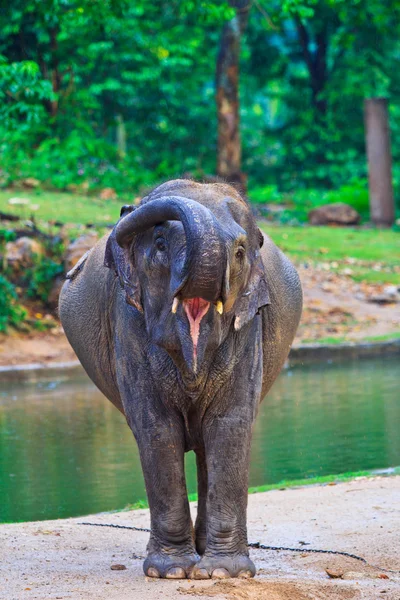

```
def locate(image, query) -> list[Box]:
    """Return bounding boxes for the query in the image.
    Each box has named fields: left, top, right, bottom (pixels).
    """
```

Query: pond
left=0, top=356, right=399, bottom=523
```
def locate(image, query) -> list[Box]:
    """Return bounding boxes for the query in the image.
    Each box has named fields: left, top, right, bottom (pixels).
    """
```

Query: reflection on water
left=0, top=357, right=399, bottom=522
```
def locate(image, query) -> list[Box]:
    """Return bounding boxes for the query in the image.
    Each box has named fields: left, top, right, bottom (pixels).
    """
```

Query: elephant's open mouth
left=182, top=297, right=210, bottom=359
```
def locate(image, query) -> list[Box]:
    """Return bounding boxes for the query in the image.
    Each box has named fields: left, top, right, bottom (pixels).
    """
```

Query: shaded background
left=1, top=0, right=400, bottom=218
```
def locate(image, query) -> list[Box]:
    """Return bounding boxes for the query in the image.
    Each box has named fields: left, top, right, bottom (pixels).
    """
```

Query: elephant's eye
left=155, top=237, right=167, bottom=252
left=235, top=246, right=245, bottom=260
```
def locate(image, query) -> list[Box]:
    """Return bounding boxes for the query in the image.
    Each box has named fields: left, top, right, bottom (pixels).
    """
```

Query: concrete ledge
left=0, top=360, right=84, bottom=382
left=0, top=338, right=399, bottom=382
left=289, top=337, right=400, bottom=364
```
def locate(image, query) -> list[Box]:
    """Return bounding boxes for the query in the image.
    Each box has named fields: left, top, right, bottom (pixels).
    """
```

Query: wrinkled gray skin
left=59, top=180, right=302, bottom=580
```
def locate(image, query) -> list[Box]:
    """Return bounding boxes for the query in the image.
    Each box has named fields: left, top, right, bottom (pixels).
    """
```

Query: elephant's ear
left=104, top=206, right=143, bottom=312
left=234, top=242, right=270, bottom=331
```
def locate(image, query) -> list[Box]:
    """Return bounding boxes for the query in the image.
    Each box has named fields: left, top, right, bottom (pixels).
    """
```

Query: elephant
left=59, top=179, right=302, bottom=580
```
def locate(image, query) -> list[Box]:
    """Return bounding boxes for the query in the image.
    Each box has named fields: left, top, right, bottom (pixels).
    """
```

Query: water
left=0, top=357, right=398, bottom=523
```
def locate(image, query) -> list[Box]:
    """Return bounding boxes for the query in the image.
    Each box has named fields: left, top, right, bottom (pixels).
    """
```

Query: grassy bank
left=1, top=188, right=398, bottom=286
left=123, top=466, right=400, bottom=511
left=0, top=189, right=123, bottom=225
left=261, top=224, right=400, bottom=284
left=299, top=332, right=400, bottom=345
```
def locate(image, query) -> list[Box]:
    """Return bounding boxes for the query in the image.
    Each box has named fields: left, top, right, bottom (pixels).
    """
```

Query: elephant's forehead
left=161, top=212, right=247, bottom=243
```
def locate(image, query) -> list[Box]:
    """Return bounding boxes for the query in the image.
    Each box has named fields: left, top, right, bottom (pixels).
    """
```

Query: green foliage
left=0, top=56, right=54, bottom=132
left=0, top=229, right=17, bottom=244
left=23, top=256, right=64, bottom=303
left=0, top=0, right=400, bottom=201
left=0, top=275, right=27, bottom=332
left=250, top=179, right=371, bottom=222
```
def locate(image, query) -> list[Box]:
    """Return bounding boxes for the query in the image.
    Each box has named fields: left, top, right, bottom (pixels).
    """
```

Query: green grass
left=121, top=466, right=400, bottom=512
left=0, top=189, right=124, bottom=225
left=300, top=332, right=400, bottom=345
left=247, top=466, right=400, bottom=494
left=261, top=224, right=399, bottom=263
left=261, top=224, right=399, bottom=284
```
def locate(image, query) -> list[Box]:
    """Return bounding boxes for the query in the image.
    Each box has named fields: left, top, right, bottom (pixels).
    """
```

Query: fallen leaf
left=378, top=574, right=389, bottom=580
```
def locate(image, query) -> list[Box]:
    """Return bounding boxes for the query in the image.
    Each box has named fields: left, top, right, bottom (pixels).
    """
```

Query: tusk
left=216, top=300, right=223, bottom=315
left=171, top=297, right=179, bottom=314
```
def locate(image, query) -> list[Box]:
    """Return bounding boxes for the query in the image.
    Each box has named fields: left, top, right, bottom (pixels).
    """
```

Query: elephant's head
left=105, top=180, right=269, bottom=375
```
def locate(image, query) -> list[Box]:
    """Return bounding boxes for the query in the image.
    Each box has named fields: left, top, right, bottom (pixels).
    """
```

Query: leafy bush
left=24, top=257, right=64, bottom=303
left=249, top=179, right=372, bottom=222
left=0, top=228, right=16, bottom=244
left=0, top=275, right=26, bottom=332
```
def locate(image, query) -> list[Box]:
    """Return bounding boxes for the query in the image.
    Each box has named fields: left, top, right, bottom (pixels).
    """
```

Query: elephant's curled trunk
left=115, top=195, right=227, bottom=302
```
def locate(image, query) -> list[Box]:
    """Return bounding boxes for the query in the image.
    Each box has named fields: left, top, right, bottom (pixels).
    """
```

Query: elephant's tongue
left=183, top=298, right=210, bottom=361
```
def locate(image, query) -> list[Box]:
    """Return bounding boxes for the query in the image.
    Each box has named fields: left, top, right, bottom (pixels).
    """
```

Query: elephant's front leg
left=129, top=410, right=198, bottom=579
left=192, top=414, right=256, bottom=580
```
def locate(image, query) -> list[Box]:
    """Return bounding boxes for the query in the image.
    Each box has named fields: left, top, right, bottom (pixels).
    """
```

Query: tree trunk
left=49, top=27, right=60, bottom=118
left=295, top=18, right=328, bottom=116
left=364, top=98, right=395, bottom=227
left=216, top=1, right=250, bottom=193
left=116, top=114, right=127, bottom=157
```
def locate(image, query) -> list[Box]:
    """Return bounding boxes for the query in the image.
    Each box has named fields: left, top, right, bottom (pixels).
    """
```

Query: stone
left=368, top=285, right=400, bottom=304
left=22, top=177, right=40, bottom=188
left=47, top=275, right=65, bottom=309
left=308, top=203, right=361, bottom=226
left=5, top=237, right=44, bottom=269
left=64, top=231, right=98, bottom=272
left=99, top=187, right=117, bottom=200
left=8, top=197, right=30, bottom=206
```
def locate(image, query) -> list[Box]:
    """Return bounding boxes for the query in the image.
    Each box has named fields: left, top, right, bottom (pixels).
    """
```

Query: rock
left=47, top=275, right=65, bottom=309
left=64, top=232, right=98, bottom=272
left=110, top=564, right=126, bottom=570
left=355, top=292, right=366, bottom=301
left=308, top=203, right=361, bottom=226
left=325, top=568, right=344, bottom=579
left=342, top=571, right=371, bottom=580
left=383, top=285, right=400, bottom=298
left=368, top=285, right=400, bottom=304
left=100, top=187, right=117, bottom=200
left=22, top=177, right=40, bottom=188
left=321, top=282, right=335, bottom=293
left=5, top=237, right=44, bottom=269
left=8, top=197, right=30, bottom=206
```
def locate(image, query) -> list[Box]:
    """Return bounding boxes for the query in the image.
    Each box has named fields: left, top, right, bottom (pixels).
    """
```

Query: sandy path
left=1, top=476, right=399, bottom=600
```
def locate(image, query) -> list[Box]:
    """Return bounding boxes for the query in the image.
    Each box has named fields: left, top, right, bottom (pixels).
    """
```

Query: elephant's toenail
left=193, top=568, right=210, bottom=580
left=165, top=567, right=186, bottom=579
left=212, top=568, right=230, bottom=579
left=147, top=567, right=160, bottom=578
left=238, top=569, right=253, bottom=578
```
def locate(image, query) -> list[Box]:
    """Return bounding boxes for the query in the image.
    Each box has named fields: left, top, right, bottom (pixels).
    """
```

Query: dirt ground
left=0, top=476, right=399, bottom=600
left=296, top=266, right=400, bottom=343
left=0, top=267, right=399, bottom=367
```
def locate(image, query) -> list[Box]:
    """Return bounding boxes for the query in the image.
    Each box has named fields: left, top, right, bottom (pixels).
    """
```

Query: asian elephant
left=59, top=179, right=302, bottom=580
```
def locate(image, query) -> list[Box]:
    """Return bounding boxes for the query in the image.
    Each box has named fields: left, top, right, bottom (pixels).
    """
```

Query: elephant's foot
left=191, top=554, right=256, bottom=579
left=143, top=551, right=199, bottom=579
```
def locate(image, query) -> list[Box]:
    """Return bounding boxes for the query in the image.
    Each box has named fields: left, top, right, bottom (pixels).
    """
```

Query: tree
left=216, top=1, right=250, bottom=191
left=243, top=0, right=400, bottom=191
left=364, top=98, right=395, bottom=226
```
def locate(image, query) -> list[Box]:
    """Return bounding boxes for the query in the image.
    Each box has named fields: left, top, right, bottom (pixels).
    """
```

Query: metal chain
left=79, top=522, right=399, bottom=574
